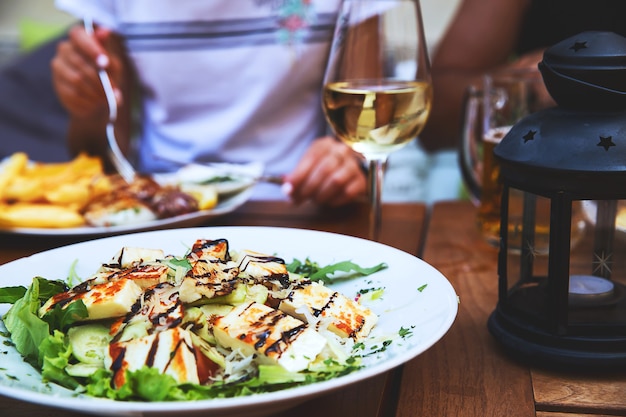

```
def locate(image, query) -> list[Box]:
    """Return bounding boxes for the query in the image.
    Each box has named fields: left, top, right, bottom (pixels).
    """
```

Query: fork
left=83, top=16, right=136, bottom=183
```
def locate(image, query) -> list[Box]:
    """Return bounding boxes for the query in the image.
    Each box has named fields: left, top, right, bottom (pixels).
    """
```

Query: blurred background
left=0, top=0, right=459, bottom=64
left=0, top=0, right=463, bottom=204
left=0, top=0, right=73, bottom=66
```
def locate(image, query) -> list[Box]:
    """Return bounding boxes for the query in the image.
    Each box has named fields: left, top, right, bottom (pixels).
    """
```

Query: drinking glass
left=322, top=0, right=432, bottom=241
left=459, top=69, right=586, bottom=252
left=460, top=69, right=549, bottom=246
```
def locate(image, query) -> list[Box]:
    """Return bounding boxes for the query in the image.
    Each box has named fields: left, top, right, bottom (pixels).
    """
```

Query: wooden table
left=1, top=200, right=625, bottom=417
left=396, top=201, right=626, bottom=417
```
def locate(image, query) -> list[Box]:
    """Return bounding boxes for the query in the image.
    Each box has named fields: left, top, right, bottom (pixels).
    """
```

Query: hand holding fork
left=83, top=16, right=136, bottom=183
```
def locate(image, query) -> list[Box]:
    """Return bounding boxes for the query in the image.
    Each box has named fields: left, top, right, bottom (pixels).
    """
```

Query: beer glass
left=460, top=68, right=585, bottom=252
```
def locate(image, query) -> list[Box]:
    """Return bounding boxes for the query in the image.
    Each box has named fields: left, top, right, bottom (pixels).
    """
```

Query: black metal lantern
left=487, top=31, right=626, bottom=370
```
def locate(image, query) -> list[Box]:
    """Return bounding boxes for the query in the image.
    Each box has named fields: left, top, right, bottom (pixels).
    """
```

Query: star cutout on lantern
left=525, top=240, right=541, bottom=260
left=570, top=41, right=588, bottom=52
left=597, top=135, right=616, bottom=151
left=522, top=130, right=537, bottom=143
left=593, top=250, right=613, bottom=276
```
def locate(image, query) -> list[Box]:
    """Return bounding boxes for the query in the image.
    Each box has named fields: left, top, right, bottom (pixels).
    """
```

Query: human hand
left=283, top=136, right=367, bottom=207
left=51, top=24, right=124, bottom=119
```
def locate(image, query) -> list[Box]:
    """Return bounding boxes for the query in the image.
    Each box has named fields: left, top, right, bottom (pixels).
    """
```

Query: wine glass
left=322, top=0, right=432, bottom=241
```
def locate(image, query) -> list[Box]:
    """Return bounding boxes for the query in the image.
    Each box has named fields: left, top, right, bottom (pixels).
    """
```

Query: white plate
left=0, top=187, right=252, bottom=237
left=0, top=227, right=458, bottom=417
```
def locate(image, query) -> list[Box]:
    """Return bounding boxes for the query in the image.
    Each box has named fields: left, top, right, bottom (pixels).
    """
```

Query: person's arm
left=283, top=14, right=377, bottom=206
left=418, top=0, right=531, bottom=152
left=284, top=136, right=367, bottom=207
left=51, top=23, right=134, bottom=170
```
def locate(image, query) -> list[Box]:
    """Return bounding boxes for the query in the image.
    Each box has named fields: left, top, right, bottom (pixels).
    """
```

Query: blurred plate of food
left=0, top=153, right=260, bottom=237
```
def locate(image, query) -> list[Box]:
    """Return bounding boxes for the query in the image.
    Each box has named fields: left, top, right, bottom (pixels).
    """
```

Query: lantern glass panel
left=502, top=189, right=626, bottom=334
left=568, top=199, right=626, bottom=332
left=503, top=188, right=553, bottom=328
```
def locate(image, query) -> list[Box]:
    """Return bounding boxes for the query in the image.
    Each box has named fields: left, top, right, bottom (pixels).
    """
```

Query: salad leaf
left=0, top=277, right=67, bottom=306
left=40, top=330, right=80, bottom=389
left=35, top=278, right=70, bottom=303
left=82, top=360, right=363, bottom=402
left=286, top=258, right=387, bottom=284
left=86, top=367, right=226, bottom=401
left=0, top=286, right=26, bottom=303
left=248, top=364, right=307, bottom=385
left=2, top=277, right=52, bottom=367
left=86, top=369, right=134, bottom=400
left=41, top=299, right=88, bottom=333
left=162, top=257, right=192, bottom=272
left=66, top=259, right=81, bottom=287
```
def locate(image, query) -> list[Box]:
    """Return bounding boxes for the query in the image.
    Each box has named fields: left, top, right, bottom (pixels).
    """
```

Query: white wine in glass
left=322, top=0, right=432, bottom=241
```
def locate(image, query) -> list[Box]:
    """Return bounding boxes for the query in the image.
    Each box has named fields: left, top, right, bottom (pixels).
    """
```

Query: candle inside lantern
left=569, top=275, right=615, bottom=306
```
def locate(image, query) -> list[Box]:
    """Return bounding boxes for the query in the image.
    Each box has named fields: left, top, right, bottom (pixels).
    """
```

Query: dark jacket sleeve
left=0, top=34, right=70, bottom=162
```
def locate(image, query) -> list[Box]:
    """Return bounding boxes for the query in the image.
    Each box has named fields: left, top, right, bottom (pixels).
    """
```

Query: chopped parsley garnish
left=399, top=326, right=415, bottom=338
left=367, top=340, right=393, bottom=355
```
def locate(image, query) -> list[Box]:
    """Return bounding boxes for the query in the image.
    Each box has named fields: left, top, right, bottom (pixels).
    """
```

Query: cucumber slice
left=204, top=282, right=247, bottom=305
left=183, top=307, right=215, bottom=344
left=199, top=304, right=234, bottom=318
left=68, top=323, right=112, bottom=365
left=117, top=320, right=150, bottom=343
left=66, top=362, right=103, bottom=377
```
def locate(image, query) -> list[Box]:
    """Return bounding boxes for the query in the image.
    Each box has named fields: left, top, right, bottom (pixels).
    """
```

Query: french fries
left=0, top=152, right=219, bottom=229
left=0, top=203, right=86, bottom=228
left=0, top=152, right=28, bottom=200
left=0, top=152, right=111, bottom=228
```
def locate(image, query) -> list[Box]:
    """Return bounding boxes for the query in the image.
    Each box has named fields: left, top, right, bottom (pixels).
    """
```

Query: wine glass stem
left=367, top=158, right=386, bottom=242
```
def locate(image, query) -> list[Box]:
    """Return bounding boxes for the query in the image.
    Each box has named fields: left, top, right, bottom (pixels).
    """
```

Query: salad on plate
left=0, top=236, right=392, bottom=402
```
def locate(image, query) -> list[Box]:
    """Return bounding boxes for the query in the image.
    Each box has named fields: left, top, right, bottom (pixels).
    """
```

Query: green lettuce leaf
left=40, top=329, right=80, bottom=389
left=41, top=299, right=88, bottom=333
left=35, top=278, right=69, bottom=303
left=2, top=278, right=51, bottom=367
left=86, top=367, right=188, bottom=401
left=0, top=286, right=27, bottom=304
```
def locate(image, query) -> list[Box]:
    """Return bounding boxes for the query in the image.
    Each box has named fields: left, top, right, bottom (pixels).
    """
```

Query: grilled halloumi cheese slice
left=70, top=263, right=170, bottom=296
left=39, top=277, right=143, bottom=321
left=278, top=282, right=378, bottom=341
left=73, top=245, right=168, bottom=293
left=111, top=282, right=183, bottom=340
left=105, top=263, right=170, bottom=290
left=107, top=327, right=211, bottom=387
left=187, top=238, right=230, bottom=262
left=213, top=301, right=327, bottom=372
left=179, top=258, right=239, bottom=304
left=235, top=250, right=289, bottom=283
left=105, top=246, right=165, bottom=269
